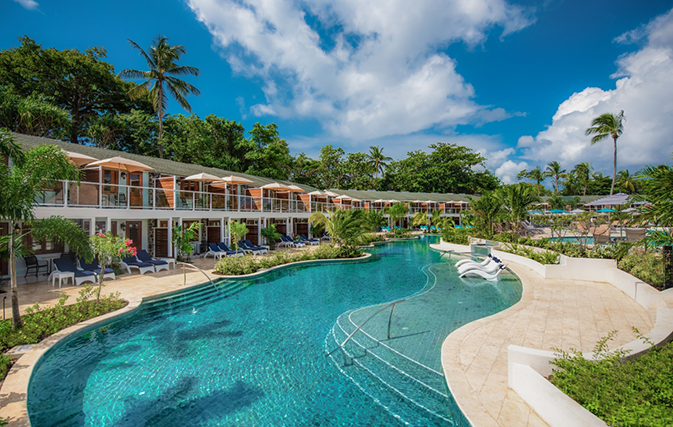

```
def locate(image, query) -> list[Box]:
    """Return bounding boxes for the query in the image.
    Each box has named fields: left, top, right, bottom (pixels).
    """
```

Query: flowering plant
left=90, top=232, right=137, bottom=300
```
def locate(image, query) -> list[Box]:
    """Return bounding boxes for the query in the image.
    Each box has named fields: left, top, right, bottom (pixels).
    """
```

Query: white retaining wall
left=432, top=239, right=673, bottom=427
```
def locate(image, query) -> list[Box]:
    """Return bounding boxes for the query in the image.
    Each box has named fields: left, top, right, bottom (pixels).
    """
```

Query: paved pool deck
left=0, top=244, right=658, bottom=426
left=435, top=245, right=654, bottom=427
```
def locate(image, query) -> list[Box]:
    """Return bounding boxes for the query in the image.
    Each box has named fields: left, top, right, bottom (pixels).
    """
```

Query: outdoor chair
left=205, top=243, right=227, bottom=259
left=24, top=255, right=48, bottom=277
left=217, top=242, right=245, bottom=257
left=120, top=255, right=155, bottom=275
left=53, top=257, right=96, bottom=286
left=625, top=228, right=646, bottom=243
left=136, top=250, right=170, bottom=272
left=459, top=264, right=507, bottom=281
left=299, top=234, right=319, bottom=245
left=238, top=240, right=267, bottom=255
left=79, top=257, right=115, bottom=281
left=281, top=235, right=304, bottom=247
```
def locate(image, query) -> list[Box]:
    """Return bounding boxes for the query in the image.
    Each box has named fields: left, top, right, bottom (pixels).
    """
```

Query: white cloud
left=495, top=160, right=529, bottom=184
left=517, top=7, right=673, bottom=174
left=13, top=0, right=38, bottom=10
left=187, top=0, right=534, bottom=140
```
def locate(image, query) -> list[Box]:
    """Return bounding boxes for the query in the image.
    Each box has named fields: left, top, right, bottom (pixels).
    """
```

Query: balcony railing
left=35, top=180, right=467, bottom=215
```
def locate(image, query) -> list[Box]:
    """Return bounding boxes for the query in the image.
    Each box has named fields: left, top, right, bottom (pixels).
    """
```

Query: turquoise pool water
left=550, top=236, right=594, bottom=244
left=28, top=238, right=522, bottom=426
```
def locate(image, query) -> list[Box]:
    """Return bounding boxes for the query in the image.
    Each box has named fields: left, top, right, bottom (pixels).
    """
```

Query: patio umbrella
left=334, top=195, right=352, bottom=200
left=219, top=175, right=253, bottom=185
left=623, top=207, right=637, bottom=213
left=86, top=156, right=154, bottom=173
left=373, top=199, right=387, bottom=203
left=323, top=191, right=339, bottom=197
left=184, top=173, right=223, bottom=183
left=570, top=208, right=585, bottom=214
left=286, top=185, right=306, bottom=193
left=596, top=208, right=617, bottom=213
left=261, top=182, right=292, bottom=191
left=549, top=209, right=567, bottom=214
left=527, top=210, right=543, bottom=214
left=64, top=150, right=98, bottom=166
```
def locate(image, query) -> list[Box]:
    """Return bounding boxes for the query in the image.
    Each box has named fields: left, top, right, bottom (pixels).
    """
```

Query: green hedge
left=0, top=286, right=125, bottom=355
left=551, top=332, right=673, bottom=426
left=213, top=245, right=363, bottom=276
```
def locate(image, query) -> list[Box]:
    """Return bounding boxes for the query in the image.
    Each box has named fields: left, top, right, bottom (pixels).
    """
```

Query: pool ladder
left=177, top=262, right=216, bottom=288
left=339, top=299, right=406, bottom=366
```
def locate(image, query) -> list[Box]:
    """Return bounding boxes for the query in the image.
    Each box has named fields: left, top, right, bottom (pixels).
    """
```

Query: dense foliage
left=551, top=332, right=673, bottom=426
left=213, top=244, right=362, bottom=276
left=0, top=285, right=125, bottom=379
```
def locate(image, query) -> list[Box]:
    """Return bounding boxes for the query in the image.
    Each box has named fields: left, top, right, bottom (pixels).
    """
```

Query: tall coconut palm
left=572, top=162, right=592, bottom=196
left=120, top=35, right=200, bottom=158
left=498, top=183, right=540, bottom=227
left=585, top=110, right=625, bottom=195
left=368, top=146, right=392, bottom=179
left=544, top=161, right=566, bottom=195
left=527, top=166, right=545, bottom=196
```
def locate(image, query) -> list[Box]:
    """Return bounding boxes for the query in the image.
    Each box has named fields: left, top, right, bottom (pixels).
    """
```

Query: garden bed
left=213, top=244, right=366, bottom=276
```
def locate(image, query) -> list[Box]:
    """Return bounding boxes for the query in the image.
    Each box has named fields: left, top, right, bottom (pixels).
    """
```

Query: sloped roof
left=13, top=133, right=318, bottom=192
left=323, top=189, right=475, bottom=203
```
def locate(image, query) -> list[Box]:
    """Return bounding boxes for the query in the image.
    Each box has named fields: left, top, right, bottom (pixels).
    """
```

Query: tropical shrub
left=90, top=231, right=137, bottom=301
left=441, top=227, right=470, bottom=245
left=357, top=233, right=384, bottom=246
left=260, top=224, right=281, bottom=250
left=619, top=251, right=664, bottom=289
left=172, top=222, right=203, bottom=261
left=550, top=331, right=673, bottom=426
left=0, top=285, right=125, bottom=380
left=228, top=221, right=249, bottom=251
left=213, top=244, right=359, bottom=275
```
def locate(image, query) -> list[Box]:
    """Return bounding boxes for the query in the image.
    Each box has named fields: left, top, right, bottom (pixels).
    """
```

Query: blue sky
left=4, top=0, right=673, bottom=183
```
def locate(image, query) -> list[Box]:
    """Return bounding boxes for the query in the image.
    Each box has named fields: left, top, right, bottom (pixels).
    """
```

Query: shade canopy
left=65, top=151, right=98, bottom=166
left=548, top=209, right=567, bottom=213
left=323, top=191, right=339, bottom=197
left=219, top=175, right=253, bottom=185
left=596, top=208, right=617, bottom=213
left=184, top=173, right=223, bottom=182
left=261, top=182, right=292, bottom=191
left=373, top=199, right=388, bottom=203
left=570, top=208, right=585, bottom=213
left=527, top=210, right=543, bottom=214
left=334, top=195, right=352, bottom=200
left=307, top=190, right=324, bottom=196
left=584, top=193, right=632, bottom=207
left=286, top=185, right=306, bottom=193
left=86, top=156, right=154, bottom=173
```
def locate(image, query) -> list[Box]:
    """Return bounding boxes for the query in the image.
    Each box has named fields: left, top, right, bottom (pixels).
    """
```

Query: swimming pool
left=28, top=238, right=522, bottom=426
left=550, top=236, right=594, bottom=244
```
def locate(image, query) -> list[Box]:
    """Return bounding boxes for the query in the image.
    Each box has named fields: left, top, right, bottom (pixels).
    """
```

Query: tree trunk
left=157, top=83, right=164, bottom=159
left=10, top=229, right=23, bottom=329
left=611, top=136, right=617, bottom=195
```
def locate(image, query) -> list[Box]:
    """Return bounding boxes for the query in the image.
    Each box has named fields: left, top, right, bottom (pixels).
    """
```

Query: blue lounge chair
left=136, top=249, right=169, bottom=272
left=53, top=257, right=96, bottom=286
left=205, top=243, right=227, bottom=259
left=299, top=234, right=319, bottom=245
left=239, top=240, right=268, bottom=255
left=217, top=242, right=244, bottom=257
left=79, top=257, right=115, bottom=281
left=121, top=255, right=155, bottom=275
left=281, top=235, right=304, bottom=247
left=245, top=239, right=269, bottom=252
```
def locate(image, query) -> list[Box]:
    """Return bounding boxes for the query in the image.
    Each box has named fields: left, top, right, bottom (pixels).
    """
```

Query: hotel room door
left=126, top=221, right=142, bottom=248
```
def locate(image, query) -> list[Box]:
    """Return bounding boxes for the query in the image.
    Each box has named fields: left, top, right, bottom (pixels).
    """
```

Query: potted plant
left=172, top=222, right=203, bottom=262
left=260, top=224, right=281, bottom=250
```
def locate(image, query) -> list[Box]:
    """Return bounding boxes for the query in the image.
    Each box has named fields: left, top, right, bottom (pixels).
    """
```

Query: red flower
left=96, top=232, right=105, bottom=237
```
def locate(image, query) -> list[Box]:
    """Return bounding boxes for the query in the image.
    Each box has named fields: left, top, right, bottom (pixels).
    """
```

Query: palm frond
left=127, top=39, right=156, bottom=69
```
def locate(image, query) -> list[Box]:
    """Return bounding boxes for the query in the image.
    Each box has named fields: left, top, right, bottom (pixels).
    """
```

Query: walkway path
left=436, top=246, right=653, bottom=426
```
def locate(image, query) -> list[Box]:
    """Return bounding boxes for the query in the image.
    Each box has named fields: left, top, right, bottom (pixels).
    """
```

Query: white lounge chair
left=456, top=254, right=493, bottom=268
left=460, top=264, right=507, bottom=280
left=458, top=259, right=500, bottom=275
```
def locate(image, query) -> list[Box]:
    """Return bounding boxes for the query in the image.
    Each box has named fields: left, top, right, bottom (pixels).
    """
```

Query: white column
left=90, top=217, right=96, bottom=236
left=167, top=218, right=174, bottom=258
left=105, top=217, right=111, bottom=234
left=220, top=217, right=225, bottom=243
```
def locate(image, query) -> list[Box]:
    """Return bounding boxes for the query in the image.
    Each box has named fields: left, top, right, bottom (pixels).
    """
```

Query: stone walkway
left=441, top=261, right=653, bottom=427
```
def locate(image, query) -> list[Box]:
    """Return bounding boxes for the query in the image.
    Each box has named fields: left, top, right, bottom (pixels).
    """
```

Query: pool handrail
left=177, top=262, right=216, bottom=289
left=340, top=299, right=406, bottom=365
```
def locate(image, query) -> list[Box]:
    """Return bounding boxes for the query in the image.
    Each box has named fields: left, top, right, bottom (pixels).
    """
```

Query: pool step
left=139, top=280, right=249, bottom=317
left=326, top=326, right=451, bottom=426
left=328, top=312, right=469, bottom=426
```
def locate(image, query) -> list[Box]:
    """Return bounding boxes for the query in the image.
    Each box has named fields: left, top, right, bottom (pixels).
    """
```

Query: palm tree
left=368, top=146, right=392, bottom=179
left=120, top=35, right=201, bottom=158
left=585, top=110, right=625, bottom=195
left=309, top=209, right=365, bottom=254
left=528, top=166, right=545, bottom=196
left=544, top=161, right=566, bottom=195
left=616, top=169, right=638, bottom=194
left=0, top=133, right=92, bottom=328
left=387, top=202, right=409, bottom=228
left=498, top=183, right=540, bottom=227
left=411, top=212, right=429, bottom=227
left=572, top=162, right=592, bottom=196
left=467, top=191, right=503, bottom=236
